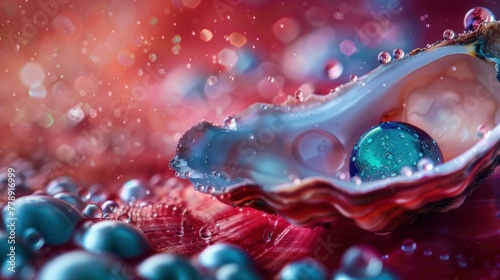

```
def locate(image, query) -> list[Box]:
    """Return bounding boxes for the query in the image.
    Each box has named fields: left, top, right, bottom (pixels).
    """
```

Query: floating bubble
left=29, top=82, right=47, bottom=98
left=349, top=74, right=358, bottom=82
left=20, top=63, right=45, bottom=87
left=464, top=7, right=495, bottom=31
left=378, top=52, right=391, bottom=64
left=67, top=105, right=85, bottom=123
left=200, top=29, right=213, bottom=41
left=268, top=76, right=275, bottom=83
left=229, top=32, right=247, bottom=48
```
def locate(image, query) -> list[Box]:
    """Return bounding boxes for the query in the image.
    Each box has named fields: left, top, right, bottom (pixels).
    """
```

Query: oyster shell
left=171, top=22, right=500, bottom=232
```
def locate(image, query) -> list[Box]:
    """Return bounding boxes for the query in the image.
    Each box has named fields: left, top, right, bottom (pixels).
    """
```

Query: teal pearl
left=349, top=122, right=443, bottom=182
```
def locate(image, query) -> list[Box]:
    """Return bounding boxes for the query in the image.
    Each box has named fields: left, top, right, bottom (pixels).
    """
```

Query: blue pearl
left=137, top=253, right=201, bottom=280
left=349, top=122, right=443, bottom=182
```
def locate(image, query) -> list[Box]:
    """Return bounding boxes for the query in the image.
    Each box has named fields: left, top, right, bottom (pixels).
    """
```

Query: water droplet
left=263, top=227, right=273, bottom=243
left=199, top=227, right=212, bottom=240
left=183, top=171, right=191, bottom=179
left=464, top=7, right=495, bottom=31
left=148, top=53, right=157, bottom=62
left=101, top=200, right=119, bottom=215
left=23, top=227, right=45, bottom=251
left=377, top=52, right=391, bottom=64
left=417, top=158, right=434, bottom=171
left=392, top=48, right=404, bottom=59
left=207, top=186, right=215, bottom=193
left=325, top=60, right=343, bottom=80
left=349, top=74, right=358, bottom=82
left=476, top=124, right=491, bottom=139
left=196, top=184, right=205, bottom=192
left=176, top=225, right=185, bottom=237
left=223, top=116, right=236, bottom=130
left=295, top=89, right=304, bottom=102
left=401, top=239, right=417, bottom=253
left=268, top=76, right=275, bottom=83
left=443, top=29, right=456, bottom=40
left=423, top=249, right=433, bottom=256
left=82, top=203, right=103, bottom=218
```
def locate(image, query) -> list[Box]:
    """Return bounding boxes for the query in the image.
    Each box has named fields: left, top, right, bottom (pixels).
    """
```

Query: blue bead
left=1, top=195, right=84, bottom=246
left=349, top=122, right=443, bottom=182
left=279, top=258, right=327, bottom=280
left=198, top=243, right=253, bottom=269
left=75, top=220, right=152, bottom=258
left=137, top=253, right=201, bottom=280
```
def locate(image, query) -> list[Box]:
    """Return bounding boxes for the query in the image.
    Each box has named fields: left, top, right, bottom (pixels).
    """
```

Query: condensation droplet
left=82, top=203, right=103, bottom=218
left=199, top=227, right=212, bottom=240
left=443, top=29, right=456, bottom=40
left=392, top=48, right=404, bottom=59
left=295, top=89, right=304, bottom=102
left=401, top=239, right=417, bottom=253
left=377, top=52, right=391, bottom=64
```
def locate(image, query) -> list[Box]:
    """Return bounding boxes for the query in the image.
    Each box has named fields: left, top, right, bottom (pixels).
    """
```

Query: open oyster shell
left=171, top=22, right=500, bottom=232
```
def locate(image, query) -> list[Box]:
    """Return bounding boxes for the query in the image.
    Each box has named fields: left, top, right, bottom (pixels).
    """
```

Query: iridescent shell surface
left=171, top=22, right=500, bottom=232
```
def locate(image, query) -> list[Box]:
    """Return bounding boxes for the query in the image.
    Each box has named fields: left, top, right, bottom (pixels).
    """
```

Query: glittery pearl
left=349, top=122, right=443, bottom=182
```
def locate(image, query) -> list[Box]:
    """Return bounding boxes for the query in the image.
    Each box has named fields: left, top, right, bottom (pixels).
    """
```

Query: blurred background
left=0, top=0, right=498, bottom=188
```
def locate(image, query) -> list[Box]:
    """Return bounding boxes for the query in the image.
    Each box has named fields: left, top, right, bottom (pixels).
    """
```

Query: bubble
left=351, top=176, right=362, bottom=185
left=417, top=158, right=434, bottom=171
left=229, top=32, right=247, bottom=47
left=117, top=50, right=135, bottom=67
left=199, top=227, right=212, bottom=240
left=82, top=203, right=103, bottom=218
left=272, top=17, right=301, bottom=43
left=223, top=116, right=236, bottom=130
left=378, top=52, right=391, bottom=64
left=171, top=34, right=182, bottom=43
left=349, top=74, right=358, bottom=82
left=207, top=186, right=215, bottom=193
left=294, top=130, right=346, bottom=174
left=23, top=227, right=45, bottom=251
left=464, top=7, right=495, bottom=31
left=392, top=48, right=405, bottom=59
left=443, top=29, right=456, bottom=40
left=401, top=239, right=417, bottom=253
left=268, top=76, right=275, bottom=83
